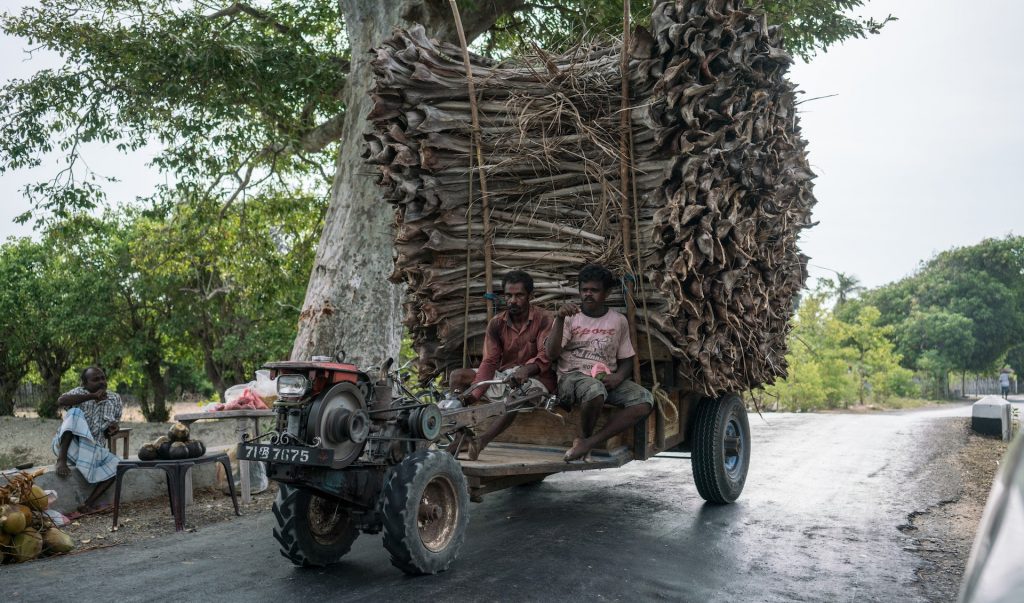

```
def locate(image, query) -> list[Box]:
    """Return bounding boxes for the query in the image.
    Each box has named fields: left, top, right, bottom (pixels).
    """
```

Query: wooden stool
left=107, top=428, right=131, bottom=459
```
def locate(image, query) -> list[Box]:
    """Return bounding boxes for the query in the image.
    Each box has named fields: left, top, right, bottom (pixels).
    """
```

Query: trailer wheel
left=382, top=449, right=470, bottom=575
left=691, top=393, right=750, bottom=504
left=273, top=485, right=359, bottom=567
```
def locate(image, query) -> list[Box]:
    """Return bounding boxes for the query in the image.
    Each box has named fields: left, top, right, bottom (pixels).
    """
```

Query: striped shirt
left=63, top=386, right=123, bottom=441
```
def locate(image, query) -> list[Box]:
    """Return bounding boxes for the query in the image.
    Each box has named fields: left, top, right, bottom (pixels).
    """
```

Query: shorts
left=557, top=371, right=653, bottom=409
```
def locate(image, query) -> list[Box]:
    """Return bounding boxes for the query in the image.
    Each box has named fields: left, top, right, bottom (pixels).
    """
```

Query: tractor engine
left=262, top=359, right=441, bottom=471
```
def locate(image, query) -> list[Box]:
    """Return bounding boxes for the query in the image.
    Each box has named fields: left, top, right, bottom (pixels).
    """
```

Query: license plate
left=237, top=443, right=334, bottom=466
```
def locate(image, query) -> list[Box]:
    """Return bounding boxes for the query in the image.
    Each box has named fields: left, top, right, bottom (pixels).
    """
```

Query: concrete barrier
left=28, top=445, right=230, bottom=514
left=971, top=396, right=1012, bottom=441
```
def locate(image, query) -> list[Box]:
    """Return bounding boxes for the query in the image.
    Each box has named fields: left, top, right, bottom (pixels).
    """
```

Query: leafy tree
left=895, top=308, right=974, bottom=398
left=819, top=271, right=865, bottom=307
left=839, top=306, right=914, bottom=403
left=0, top=238, right=45, bottom=415
left=859, top=236, right=1024, bottom=378
left=767, top=287, right=913, bottom=410
left=136, top=189, right=323, bottom=400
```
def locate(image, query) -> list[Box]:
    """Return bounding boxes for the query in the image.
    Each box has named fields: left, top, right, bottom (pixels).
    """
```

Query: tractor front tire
left=273, top=485, right=359, bottom=567
left=691, top=393, right=751, bottom=504
left=382, top=449, right=470, bottom=575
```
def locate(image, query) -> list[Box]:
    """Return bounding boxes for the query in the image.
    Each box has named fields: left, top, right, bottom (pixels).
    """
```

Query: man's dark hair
left=79, top=366, right=105, bottom=385
left=578, top=264, right=616, bottom=291
left=502, top=270, right=534, bottom=294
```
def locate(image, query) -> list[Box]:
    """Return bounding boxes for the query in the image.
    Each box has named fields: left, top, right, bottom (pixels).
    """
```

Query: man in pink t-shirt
left=546, top=264, right=652, bottom=462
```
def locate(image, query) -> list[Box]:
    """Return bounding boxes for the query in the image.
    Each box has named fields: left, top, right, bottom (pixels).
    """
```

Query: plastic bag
left=253, top=369, right=277, bottom=405
left=212, top=381, right=270, bottom=411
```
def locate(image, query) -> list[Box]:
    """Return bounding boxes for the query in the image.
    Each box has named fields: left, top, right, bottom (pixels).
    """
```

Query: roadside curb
left=28, top=444, right=232, bottom=514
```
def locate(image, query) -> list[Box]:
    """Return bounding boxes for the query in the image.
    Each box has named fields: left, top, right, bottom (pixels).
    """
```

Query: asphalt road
left=6, top=404, right=994, bottom=602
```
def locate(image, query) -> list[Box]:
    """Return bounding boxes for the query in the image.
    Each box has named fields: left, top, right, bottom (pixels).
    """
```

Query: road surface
left=7, top=404, right=1000, bottom=602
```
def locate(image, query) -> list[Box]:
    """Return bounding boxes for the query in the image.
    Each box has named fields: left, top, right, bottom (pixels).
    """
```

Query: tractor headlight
left=277, top=374, right=310, bottom=399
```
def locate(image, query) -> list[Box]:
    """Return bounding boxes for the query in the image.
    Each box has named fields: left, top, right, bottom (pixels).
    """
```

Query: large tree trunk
left=35, top=349, right=73, bottom=419
left=291, top=0, right=522, bottom=366
left=141, top=357, right=169, bottom=422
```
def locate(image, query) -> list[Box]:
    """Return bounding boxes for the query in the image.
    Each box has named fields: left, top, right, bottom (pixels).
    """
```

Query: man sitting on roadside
left=449, top=270, right=555, bottom=460
left=53, top=366, right=122, bottom=516
left=546, top=264, right=653, bottom=462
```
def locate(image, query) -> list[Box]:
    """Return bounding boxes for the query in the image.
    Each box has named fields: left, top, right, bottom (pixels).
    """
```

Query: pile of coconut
left=1, top=469, right=74, bottom=563
left=137, top=422, right=207, bottom=461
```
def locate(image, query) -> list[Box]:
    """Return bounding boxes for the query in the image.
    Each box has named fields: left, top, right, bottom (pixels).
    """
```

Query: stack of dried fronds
left=364, top=0, right=816, bottom=397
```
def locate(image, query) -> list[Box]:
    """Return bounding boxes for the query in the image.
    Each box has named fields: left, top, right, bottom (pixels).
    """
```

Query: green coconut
left=157, top=441, right=173, bottom=459
left=24, top=485, right=48, bottom=512
left=43, top=528, right=74, bottom=554
left=1, top=505, right=27, bottom=535
left=169, top=441, right=189, bottom=460
left=13, top=528, right=42, bottom=562
left=168, top=422, right=190, bottom=443
left=138, top=443, right=158, bottom=461
left=153, top=435, right=170, bottom=447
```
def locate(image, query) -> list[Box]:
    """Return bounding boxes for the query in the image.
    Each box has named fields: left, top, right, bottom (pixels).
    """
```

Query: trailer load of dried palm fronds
left=364, top=0, right=816, bottom=397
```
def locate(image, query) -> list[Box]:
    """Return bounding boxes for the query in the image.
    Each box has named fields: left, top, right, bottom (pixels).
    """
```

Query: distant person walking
left=999, top=369, right=1011, bottom=399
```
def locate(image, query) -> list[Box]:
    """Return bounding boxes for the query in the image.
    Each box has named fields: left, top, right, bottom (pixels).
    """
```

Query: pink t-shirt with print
left=555, top=310, right=635, bottom=376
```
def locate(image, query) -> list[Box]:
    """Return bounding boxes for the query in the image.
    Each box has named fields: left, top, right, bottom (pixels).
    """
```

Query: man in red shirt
left=450, top=270, right=554, bottom=460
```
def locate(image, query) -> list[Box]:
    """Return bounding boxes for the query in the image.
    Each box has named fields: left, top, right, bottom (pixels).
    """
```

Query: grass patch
left=874, top=397, right=944, bottom=410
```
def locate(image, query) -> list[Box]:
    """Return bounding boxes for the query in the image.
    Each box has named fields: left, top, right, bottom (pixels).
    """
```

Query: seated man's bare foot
left=55, top=459, right=71, bottom=478
left=563, top=438, right=593, bottom=462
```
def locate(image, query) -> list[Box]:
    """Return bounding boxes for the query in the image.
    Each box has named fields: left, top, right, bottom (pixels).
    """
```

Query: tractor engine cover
left=306, top=382, right=369, bottom=469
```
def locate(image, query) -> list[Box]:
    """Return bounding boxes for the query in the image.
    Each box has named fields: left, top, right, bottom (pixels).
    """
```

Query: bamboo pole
left=449, top=0, right=495, bottom=323
left=618, top=0, right=641, bottom=382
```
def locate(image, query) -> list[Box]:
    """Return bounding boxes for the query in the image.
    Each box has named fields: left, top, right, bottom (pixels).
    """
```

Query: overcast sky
left=1, top=0, right=1021, bottom=290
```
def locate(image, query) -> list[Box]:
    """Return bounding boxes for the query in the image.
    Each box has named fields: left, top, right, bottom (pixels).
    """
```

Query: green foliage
left=759, top=0, right=895, bottom=61
left=1, top=0, right=344, bottom=223
left=766, top=287, right=913, bottom=411
left=0, top=239, right=46, bottom=415
left=859, top=236, right=1024, bottom=377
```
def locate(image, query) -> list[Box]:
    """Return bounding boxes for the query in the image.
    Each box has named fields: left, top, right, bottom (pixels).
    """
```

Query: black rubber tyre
left=382, top=449, right=470, bottom=575
left=272, top=485, right=359, bottom=567
left=691, top=393, right=750, bottom=504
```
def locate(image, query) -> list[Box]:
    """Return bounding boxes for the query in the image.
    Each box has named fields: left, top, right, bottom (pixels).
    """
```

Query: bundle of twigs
left=364, top=0, right=815, bottom=397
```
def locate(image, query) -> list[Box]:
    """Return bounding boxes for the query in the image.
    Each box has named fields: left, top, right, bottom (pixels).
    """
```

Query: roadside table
left=174, top=409, right=276, bottom=504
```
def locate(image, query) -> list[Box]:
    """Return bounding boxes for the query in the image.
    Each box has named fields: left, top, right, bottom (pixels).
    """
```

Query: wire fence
left=953, top=376, right=1018, bottom=397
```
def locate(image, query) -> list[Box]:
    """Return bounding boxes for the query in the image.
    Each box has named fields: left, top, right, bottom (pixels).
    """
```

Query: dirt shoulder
left=899, top=418, right=1009, bottom=602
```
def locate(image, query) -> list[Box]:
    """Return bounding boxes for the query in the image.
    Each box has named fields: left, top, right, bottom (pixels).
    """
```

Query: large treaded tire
left=382, top=449, right=470, bottom=575
left=272, top=485, right=359, bottom=567
left=691, top=393, right=750, bottom=504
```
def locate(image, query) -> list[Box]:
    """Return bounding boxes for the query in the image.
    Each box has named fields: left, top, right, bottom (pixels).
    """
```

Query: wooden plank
left=460, top=442, right=632, bottom=477
left=489, top=407, right=627, bottom=451
left=174, top=410, right=275, bottom=422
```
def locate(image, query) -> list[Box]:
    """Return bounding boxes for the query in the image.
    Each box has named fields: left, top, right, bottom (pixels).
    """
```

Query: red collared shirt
left=471, top=305, right=555, bottom=397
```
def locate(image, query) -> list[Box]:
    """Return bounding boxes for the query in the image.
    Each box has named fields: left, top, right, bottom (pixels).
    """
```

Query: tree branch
left=299, top=112, right=346, bottom=153
left=205, top=2, right=292, bottom=35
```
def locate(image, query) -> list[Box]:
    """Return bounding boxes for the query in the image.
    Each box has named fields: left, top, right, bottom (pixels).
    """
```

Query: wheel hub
left=723, top=417, right=744, bottom=478
left=308, top=495, right=352, bottom=546
left=417, top=475, right=459, bottom=552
